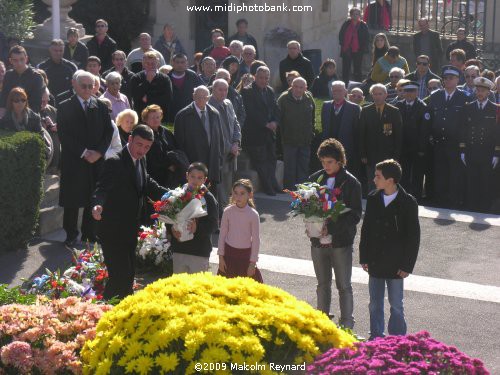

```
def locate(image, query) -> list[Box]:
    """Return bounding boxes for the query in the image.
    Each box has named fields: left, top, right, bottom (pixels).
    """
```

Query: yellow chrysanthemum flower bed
left=81, top=273, right=356, bottom=374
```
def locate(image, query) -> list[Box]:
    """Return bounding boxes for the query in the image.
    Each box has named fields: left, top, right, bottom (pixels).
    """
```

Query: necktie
left=83, top=100, right=89, bottom=115
left=445, top=95, right=450, bottom=104
left=407, top=103, right=412, bottom=112
left=135, top=159, right=142, bottom=191
left=377, top=107, right=382, bottom=118
left=479, top=103, right=483, bottom=110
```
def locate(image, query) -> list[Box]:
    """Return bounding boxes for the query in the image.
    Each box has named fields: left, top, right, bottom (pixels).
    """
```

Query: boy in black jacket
left=360, top=159, right=420, bottom=339
left=170, top=162, right=218, bottom=273
left=308, top=138, right=362, bottom=329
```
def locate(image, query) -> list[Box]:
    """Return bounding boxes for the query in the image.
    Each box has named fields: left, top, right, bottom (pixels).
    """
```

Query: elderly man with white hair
left=126, top=33, right=165, bottom=74
left=239, top=45, right=256, bottom=75
left=174, top=85, right=224, bottom=187
left=101, top=71, right=130, bottom=120
left=279, top=40, right=315, bottom=90
left=359, top=83, right=403, bottom=191
left=209, top=78, right=241, bottom=215
left=321, top=80, right=362, bottom=178
left=277, top=76, right=316, bottom=189
left=57, top=70, right=114, bottom=248
left=215, top=68, right=246, bottom=124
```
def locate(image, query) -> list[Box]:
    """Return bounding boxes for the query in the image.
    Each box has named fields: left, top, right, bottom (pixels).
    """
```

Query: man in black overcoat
left=241, top=66, right=281, bottom=195
left=57, top=71, right=114, bottom=246
left=395, top=81, right=431, bottom=201
left=174, top=85, right=224, bottom=188
left=359, top=83, right=403, bottom=191
left=92, top=125, right=168, bottom=299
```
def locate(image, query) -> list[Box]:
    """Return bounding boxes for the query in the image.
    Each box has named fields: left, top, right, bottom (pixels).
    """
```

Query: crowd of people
left=0, top=6, right=499, bottom=339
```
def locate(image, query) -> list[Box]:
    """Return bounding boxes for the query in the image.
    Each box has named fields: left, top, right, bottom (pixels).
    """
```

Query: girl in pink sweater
left=218, top=179, right=263, bottom=282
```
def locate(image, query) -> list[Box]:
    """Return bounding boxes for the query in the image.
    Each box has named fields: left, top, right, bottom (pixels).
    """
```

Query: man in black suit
left=92, top=125, right=168, bottom=299
left=57, top=71, right=114, bottom=247
left=413, top=18, right=443, bottom=73
left=174, top=85, right=224, bottom=188
left=395, top=81, right=431, bottom=201
left=168, top=53, right=203, bottom=122
left=321, top=80, right=362, bottom=180
left=241, top=66, right=280, bottom=195
left=459, top=77, right=500, bottom=212
left=360, top=83, right=403, bottom=191
left=130, top=51, right=173, bottom=121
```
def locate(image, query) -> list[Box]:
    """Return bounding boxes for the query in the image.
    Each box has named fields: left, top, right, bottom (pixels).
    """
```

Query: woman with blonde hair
left=115, top=109, right=138, bottom=146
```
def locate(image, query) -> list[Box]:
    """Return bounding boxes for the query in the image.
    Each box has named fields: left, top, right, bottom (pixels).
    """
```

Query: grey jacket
left=209, top=97, right=241, bottom=156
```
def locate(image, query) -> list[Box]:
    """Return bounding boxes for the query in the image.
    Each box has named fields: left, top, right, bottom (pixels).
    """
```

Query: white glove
left=460, top=153, right=466, bottom=166
left=493, top=157, right=499, bottom=169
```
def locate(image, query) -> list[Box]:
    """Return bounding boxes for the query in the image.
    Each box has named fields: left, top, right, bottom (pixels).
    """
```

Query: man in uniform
left=359, top=83, right=403, bottom=192
left=395, top=81, right=431, bottom=201
left=459, top=77, right=500, bottom=212
left=427, top=65, right=469, bottom=208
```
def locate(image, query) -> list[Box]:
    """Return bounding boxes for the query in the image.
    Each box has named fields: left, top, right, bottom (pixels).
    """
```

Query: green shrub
left=0, top=284, right=37, bottom=306
left=0, top=130, right=45, bottom=252
left=0, top=0, right=37, bottom=41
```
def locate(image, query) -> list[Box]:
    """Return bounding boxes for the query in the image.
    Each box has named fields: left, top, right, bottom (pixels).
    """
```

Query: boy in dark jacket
left=308, top=138, right=362, bottom=329
left=360, top=159, right=420, bottom=339
left=170, top=162, right=218, bottom=274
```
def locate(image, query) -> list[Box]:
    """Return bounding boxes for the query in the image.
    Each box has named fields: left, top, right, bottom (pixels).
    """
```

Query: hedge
left=0, top=130, right=45, bottom=252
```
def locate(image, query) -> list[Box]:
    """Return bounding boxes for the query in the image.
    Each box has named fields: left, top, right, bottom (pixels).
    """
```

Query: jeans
left=368, top=276, right=406, bottom=339
left=311, top=245, right=354, bottom=329
left=283, top=144, right=310, bottom=190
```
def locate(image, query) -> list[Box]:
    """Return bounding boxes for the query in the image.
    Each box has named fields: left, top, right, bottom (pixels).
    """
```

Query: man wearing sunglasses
left=57, top=71, right=114, bottom=248
left=86, top=19, right=117, bottom=72
left=404, top=55, right=440, bottom=100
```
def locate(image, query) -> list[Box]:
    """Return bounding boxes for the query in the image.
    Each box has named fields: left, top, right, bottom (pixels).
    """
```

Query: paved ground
left=1, top=195, right=499, bottom=373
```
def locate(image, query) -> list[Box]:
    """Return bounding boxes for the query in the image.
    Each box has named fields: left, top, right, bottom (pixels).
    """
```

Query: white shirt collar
left=445, top=89, right=456, bottom=99
left=478, top=99, right=488, bottom=108
left=126, top=144, right=137, bottom=164
left=406, top=101, right=414, bottom=106
left=77, top=95, right=91, bottom=109
left=194, top=103, right=207, bottom=118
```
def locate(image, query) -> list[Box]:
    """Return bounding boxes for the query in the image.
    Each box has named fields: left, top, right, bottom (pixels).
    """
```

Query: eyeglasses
left=389, top=75, right=402, bottom=79
left=417, top=61, right=429, bottom=66
left=12, top=99, right=27, bottom=103
left=464, top=75, right=477, bottom=79
left=79, top=83, right=94, bottom=90
left=96, top=24, right=107, bottom=28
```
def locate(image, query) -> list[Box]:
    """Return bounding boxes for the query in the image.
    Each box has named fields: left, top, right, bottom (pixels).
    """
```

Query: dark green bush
left=0, top=130, right=45, bottom=252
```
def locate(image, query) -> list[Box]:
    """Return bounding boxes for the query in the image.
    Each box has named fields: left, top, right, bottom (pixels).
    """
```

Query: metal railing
left=351, top=1, right=491, bottom=42
left=349, top=0, right=498, bottom=69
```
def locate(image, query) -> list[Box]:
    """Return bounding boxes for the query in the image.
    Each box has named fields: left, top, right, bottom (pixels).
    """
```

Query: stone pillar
left=33, top=0, right=85, bottom=42
left=484, top=0, right=500, bottom=45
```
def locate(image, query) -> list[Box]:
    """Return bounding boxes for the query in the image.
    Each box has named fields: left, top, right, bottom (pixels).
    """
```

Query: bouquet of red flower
left=285, top=182, right=348, bottom=245
left=23, top=244, right=109, bottom=300
left=151, top=184, right=208, bottom=242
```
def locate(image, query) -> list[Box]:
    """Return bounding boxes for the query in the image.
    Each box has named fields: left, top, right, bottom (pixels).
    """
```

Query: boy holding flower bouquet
left=168, top=162, right=218, bottom=274
left=307, top=138, right=362, bottom=329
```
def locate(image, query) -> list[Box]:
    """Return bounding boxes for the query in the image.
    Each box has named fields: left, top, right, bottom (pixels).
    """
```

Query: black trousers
left=100, top=225, right=137, bottom=300
left=433, top=143, right=464, bottom=208
left=465, top=158, right=493, bottom=213
left=246, top=139, right=279, bottom=193
left=342, top=51, right=364, bottom=84
left=401, top=152, right=425, bottom=201
left=63, top=205, right=95, bottom=242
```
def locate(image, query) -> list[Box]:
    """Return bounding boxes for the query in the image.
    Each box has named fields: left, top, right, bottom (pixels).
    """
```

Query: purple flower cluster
left=307, top=331, right=490, bottom=374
